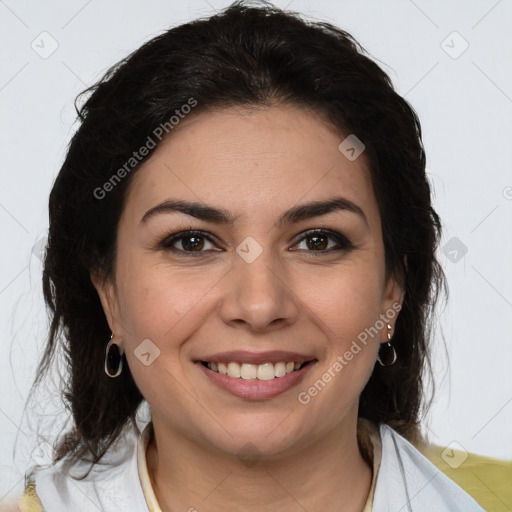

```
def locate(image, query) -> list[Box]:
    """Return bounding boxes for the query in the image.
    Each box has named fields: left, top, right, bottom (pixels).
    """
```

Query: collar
left=374, top=424, right=485, bottom=511
left=29, top=418, right=484, bottom=511
left=137, top=421, right=161, bottom=512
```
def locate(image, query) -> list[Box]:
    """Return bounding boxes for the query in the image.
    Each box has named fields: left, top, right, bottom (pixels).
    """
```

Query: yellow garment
left=419, top=444, right=512, bottom=512
left=17, top=439, right=512, bottom=511
left=16, top=481, right=42, bottom=512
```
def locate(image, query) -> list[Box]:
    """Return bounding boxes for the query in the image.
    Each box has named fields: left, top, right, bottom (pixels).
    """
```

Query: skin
left=92, top=105, right=404, bottom=512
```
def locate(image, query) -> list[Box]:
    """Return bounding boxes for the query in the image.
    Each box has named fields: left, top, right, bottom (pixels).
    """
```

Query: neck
left=145, top=414, right=373, bottom=512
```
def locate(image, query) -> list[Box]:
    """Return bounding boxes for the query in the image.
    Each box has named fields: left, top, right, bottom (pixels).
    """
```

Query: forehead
left=123, top=105, right=379, bottom=230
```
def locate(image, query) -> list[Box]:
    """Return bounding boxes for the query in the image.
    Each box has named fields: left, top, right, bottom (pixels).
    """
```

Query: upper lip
left=196, top=350, right=317, bottom=365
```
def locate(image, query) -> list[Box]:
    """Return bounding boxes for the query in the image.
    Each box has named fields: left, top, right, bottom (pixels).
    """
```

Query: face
left=93, top=105, right=403, bottom=458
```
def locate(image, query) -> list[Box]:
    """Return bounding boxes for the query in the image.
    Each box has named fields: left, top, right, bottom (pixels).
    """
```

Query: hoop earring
left=377, top=323, right=397, bottom=367
left=105, top=334, right=123, bottom=378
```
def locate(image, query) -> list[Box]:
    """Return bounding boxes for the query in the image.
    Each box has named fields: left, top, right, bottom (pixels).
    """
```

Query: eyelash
left=159, top=229, right=354, bottom=258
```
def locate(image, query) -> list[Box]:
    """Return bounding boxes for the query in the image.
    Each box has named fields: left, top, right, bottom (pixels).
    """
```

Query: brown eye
left=180, top=235, right=205, bottom=251
left=305, top=234, right=329, bottom=251
left=160, top=230, right=217, bottom=256
left=293, top=229, right=353, bottom=253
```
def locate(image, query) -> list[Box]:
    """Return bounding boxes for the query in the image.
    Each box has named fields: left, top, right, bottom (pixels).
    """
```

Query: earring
left=377, top=323, right=397, bottom=367
left=105, top=333, right=123, bottom=378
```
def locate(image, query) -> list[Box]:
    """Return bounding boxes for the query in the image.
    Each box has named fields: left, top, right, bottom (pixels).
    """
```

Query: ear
left=90, top=270, right=123, bottom=345
left=380, top=256, right=406, bottom=341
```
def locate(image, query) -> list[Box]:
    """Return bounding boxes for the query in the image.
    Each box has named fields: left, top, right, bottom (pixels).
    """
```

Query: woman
left=8, top=1, right=501, bottom=510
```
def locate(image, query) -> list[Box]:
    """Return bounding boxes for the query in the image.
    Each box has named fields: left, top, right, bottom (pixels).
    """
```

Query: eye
left=160, top=230, right=219, bottom=256
left=159, top=228, right=354, bottom=258
left=292, top=229, right=354, bottom=254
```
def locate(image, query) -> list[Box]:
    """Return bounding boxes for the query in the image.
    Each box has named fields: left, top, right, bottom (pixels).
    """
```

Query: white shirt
left=27, top=421, right=485, bottom=511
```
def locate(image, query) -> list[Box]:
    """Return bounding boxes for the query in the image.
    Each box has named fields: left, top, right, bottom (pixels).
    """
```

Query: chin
left=196, top=414, right=313, bottom=461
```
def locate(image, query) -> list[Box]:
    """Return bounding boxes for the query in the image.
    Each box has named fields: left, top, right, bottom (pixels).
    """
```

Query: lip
left=195, top=350, right=315, bottom=366
left=195, top=359, right=317, bottom=400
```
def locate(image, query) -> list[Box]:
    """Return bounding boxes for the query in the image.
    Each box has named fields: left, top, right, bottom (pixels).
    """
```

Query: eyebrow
left=140, top=196, right=368, bottom=228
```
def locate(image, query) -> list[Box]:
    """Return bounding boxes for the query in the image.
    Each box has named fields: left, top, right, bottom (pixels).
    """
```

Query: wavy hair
left=27, top=0, right=446, bottom=479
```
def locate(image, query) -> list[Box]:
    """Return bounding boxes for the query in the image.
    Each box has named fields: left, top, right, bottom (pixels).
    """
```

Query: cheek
left=114, top=265, right=200, bottom=404
left=296, top=283, right=382, bottom=428
left=299, top=261, right=384, bottom=400
left=113, top=258, right=227, bottom=398
left=307, top=262, right=384, bottom=341
left=115, top=253, right=211, bottom=336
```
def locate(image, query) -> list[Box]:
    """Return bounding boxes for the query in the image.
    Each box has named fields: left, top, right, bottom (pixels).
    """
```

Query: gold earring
left=377, top=323, right=397, bottom=367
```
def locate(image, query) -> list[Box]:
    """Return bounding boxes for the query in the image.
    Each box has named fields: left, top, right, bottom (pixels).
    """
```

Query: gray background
left=1, top=0, right=511, bottom=502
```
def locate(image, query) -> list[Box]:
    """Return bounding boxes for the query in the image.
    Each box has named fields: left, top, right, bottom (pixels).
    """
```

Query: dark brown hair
left=27, top=0, right=446, bottom=478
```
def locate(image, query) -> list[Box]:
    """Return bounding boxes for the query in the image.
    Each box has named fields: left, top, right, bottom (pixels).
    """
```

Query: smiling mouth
left=200, top=360, right=316, bottom=380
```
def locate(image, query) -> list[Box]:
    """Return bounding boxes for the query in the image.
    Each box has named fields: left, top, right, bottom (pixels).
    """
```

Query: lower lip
left=196, top=361, right=316, bottom=400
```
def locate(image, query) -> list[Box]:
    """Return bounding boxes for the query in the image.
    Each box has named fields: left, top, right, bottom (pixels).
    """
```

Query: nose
left=218, top=246, right=300, bottom=333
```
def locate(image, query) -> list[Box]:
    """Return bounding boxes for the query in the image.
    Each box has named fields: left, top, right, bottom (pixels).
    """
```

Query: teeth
left=227, top=362, right=241, bottom=378
left=206, top=361, right=305, bottom=380
left=274, top=362, right=286, bottom=377
left=240, top=363, right=257, bottom=379
left=257, top=363, right=275, bottom=381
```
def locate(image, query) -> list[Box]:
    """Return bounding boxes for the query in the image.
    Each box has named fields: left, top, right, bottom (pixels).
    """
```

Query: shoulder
left=17, top=428, right=149, bottom=512
left=419, top=441, right=512, bottom=512
left=377, top=424, right=487, bottom=511
left=0, top=480, right=44, bottom=512
left=16, top=481, right=43, bottom=512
